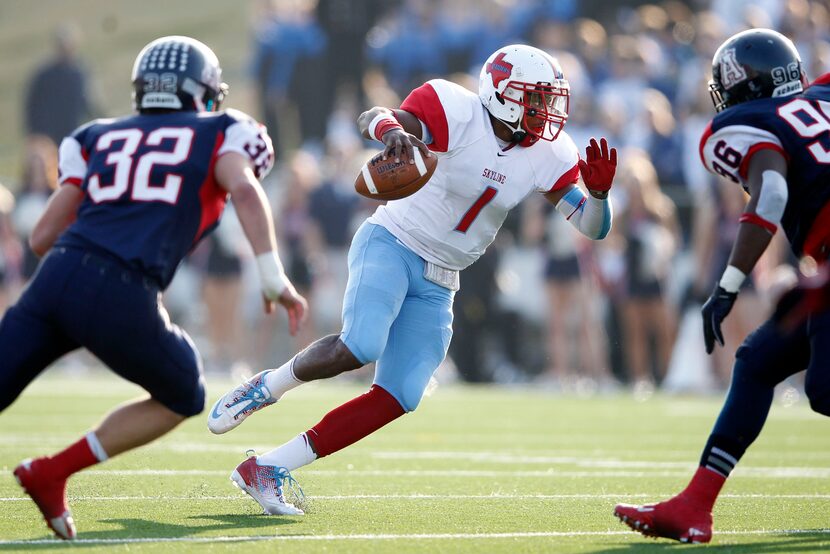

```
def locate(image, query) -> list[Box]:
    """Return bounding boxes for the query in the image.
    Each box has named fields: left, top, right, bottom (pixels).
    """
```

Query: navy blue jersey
left=700, top=74, right=830, bottom=257
left=55, top=108, right=273, bottom=288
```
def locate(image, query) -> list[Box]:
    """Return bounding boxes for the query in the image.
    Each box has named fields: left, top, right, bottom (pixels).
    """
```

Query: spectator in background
left=315, top=0, right=385, bottom=136
left=572, top=18, right=610, bottom=86
left=0, top=184, right=22, bottom=314
left=307, top=141, right=363, bottom=335
left=595, top=35, right=651, bottom=124
left=250, top=0, right=326, bottom=157
left=367, top=1, right=447, bottom=97
left=24, top=24, right=95, bottom=146
left=468, top=1, right=532, bottom=68
left=278, top=150, right=323, bottom=349
left=200, top=215, right=247, bottom=375
left=615, top=150, right=680, bottom=392
left=675, top=12, right=727, bottom=116
left=523, top=195, right=611, bottom=392
left=634, top=88, right=684, bottom=186
left=12, top=136, right=59, bottom=281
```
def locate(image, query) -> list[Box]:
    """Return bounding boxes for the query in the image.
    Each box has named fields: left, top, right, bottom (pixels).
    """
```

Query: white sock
left=263, top=357, right=304, bottom=400
left=85, top=432, right=109, bottom=462
left=257, top=433, right=317, bottom=472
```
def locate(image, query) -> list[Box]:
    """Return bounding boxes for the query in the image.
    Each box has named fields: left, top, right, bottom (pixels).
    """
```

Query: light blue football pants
left=340, top=222, right=455, bottom=412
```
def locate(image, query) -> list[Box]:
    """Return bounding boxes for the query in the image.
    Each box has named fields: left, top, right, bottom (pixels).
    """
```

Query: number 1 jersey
left=369, top=79, right=580, bottom=271
left=55, top=108, right=273, bottom=289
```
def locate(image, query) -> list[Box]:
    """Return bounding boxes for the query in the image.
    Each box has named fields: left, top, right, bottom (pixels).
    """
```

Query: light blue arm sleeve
left=554, top=187, right=612, bottom=240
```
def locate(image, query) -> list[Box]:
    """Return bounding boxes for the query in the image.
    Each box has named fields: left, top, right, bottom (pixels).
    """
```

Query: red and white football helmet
left=478, top=44, right=570, bottom=145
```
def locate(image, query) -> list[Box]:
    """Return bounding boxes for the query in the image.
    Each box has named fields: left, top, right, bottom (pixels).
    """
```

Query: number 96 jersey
left=55, top=108, right=273, bottom=288
left=700, top=73, right=830, bottom=256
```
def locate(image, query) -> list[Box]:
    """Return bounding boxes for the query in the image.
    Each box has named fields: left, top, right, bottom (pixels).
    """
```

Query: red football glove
left=577, top=137, right=617, bottom=193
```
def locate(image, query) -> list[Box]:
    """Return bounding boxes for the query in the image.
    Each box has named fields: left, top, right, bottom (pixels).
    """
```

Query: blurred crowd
left=2, top=0, right=828, bottom=395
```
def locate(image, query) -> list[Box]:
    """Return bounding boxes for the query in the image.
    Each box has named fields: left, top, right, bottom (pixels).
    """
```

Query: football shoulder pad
left=218, top=109, right=275, bottom=179
left=401, top=79, right=478, bottom=153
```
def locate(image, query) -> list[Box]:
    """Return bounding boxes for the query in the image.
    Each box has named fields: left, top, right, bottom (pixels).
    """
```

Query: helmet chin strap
left=495, top=117, right=526, bottom=143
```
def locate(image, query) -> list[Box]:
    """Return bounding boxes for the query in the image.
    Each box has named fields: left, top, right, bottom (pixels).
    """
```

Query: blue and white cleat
left=230, top=454, right=305, bottom=515
left=207, top=371, right=276, bottom=434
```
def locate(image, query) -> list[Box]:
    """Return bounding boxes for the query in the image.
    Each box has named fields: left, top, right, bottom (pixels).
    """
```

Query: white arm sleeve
left=755, top=170, right=788, bottom=227
left=555, top=187, right=613, bottom=240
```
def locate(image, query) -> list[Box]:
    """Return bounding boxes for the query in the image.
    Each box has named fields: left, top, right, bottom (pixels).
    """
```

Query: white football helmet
left=478, top=44, right=570, bottom=144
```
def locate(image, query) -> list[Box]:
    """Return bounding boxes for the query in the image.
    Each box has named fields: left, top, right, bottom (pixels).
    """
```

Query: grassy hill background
left=0, top=0, right=260, bottom=187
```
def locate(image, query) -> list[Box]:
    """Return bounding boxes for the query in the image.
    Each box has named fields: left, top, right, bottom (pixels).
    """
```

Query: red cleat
left=13, top=458, right=76, bottom=540
left=230, top=455, right=305, bottom=516
left=613, top=494, right=713, bottom=544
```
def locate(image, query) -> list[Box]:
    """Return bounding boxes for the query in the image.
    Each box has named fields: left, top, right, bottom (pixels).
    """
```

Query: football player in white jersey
left=208, top=44, right=617, bottom=515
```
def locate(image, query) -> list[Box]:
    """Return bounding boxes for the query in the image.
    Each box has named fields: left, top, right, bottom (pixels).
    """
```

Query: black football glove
left=701, top=285, right=738, bottom=354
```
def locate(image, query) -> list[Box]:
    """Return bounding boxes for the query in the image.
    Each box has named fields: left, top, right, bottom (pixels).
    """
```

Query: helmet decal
left=486, top=52, right=514, bottom=88
left=708, top=29, right=802, bottom=112
left=719, top=48, right=747, bottom=89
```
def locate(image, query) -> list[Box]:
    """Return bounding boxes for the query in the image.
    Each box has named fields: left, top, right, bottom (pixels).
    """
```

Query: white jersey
left=369, top=79, right=580, bottom=271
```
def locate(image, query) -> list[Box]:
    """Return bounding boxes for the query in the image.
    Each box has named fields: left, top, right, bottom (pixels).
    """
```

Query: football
left=354, top=148, right=437, bottom=201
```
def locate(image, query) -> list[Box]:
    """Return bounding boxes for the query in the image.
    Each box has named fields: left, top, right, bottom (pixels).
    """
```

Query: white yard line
left=2, top=467, right=830, bottom=478
left=3, top=493, right=830, bottom=502
left=2, top=528, right=830, bottom=545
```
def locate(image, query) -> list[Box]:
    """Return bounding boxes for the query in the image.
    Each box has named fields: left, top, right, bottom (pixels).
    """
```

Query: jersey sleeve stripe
left=400, top=83, right=449, bottom=153
left=547, top=163, right=579, bottom=193
left=811, top=73, right=830, bottom=87
left=737, top=142, right=789, bottom=180
left=61, top=177, right=83, bottom=187
left=194, top=131, right=229, bottom=246
left=739, top=212, right=778, bottom=234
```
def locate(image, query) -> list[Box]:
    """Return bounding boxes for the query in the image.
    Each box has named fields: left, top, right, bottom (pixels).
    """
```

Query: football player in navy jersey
left=615, top=28, right=830, bottom=543
left=0, top=36, right=306, bottom=540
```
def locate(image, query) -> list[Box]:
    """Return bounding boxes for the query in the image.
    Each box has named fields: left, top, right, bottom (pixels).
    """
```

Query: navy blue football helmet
left=131, top=36, right=228, bottom=112
left=709, top=28, right=804, bottom=113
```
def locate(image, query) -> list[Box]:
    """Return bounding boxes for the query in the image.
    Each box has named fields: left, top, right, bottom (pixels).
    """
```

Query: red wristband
left=369, top=114, right=403, bottom=141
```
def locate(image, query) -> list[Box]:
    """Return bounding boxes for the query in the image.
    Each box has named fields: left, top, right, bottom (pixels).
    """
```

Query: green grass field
left=1, top=373, right=829, bottom=552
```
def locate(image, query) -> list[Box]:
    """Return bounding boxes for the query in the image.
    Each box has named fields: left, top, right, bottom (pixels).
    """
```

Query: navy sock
left=699, top=357, right=775, bottom=476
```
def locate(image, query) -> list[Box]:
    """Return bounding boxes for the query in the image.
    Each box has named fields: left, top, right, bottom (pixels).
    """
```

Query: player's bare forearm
left=230, top=183, right=278, bottom=256
left=726, top=223, right=773, bottom=275
left=215, top=152, right=277, bottom=256
left=358, top=107, right=423, bottom=140
left=30, top=185, right=83, bottom=257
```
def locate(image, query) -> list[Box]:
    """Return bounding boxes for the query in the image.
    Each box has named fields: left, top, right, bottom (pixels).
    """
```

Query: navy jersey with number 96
left=55, top=108, right=273, bottom=288
left=700, top=74, right=830, bottom=258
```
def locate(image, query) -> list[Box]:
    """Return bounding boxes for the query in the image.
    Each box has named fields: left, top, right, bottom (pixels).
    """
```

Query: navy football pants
left=0, top=246, right=205, bottom=416
left=706, top=310, right=830, bottom=460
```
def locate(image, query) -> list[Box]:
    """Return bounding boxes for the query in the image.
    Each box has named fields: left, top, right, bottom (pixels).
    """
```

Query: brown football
left=354, top=148, right=437, bottom=201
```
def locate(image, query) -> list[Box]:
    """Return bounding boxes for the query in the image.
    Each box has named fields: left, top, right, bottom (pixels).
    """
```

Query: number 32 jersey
left=369, top=79, right=580, bottom=271
left=700, top=74, right=830, bottom=256
left=56, top=108, right=273, bottom=288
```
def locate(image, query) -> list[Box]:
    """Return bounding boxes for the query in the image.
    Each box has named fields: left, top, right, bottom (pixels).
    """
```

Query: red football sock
left=680, top=466, right=727, bottom=511
left=41, top=436, right=101, bottom=481
left=307, top=384, right=405, bottom=457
